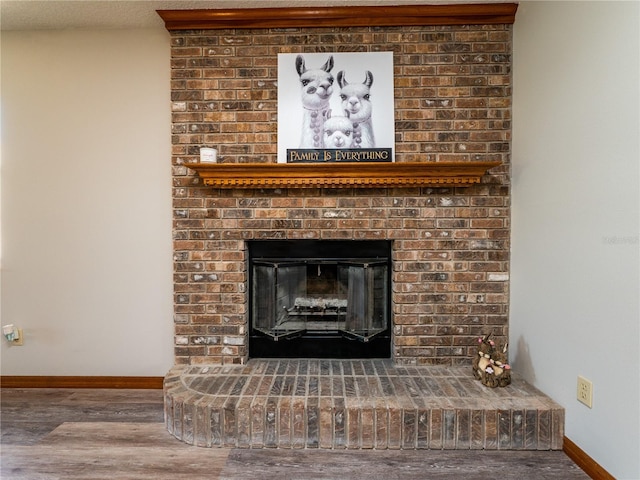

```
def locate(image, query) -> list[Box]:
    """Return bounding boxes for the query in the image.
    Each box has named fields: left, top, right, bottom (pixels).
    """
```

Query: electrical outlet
left=577, top=376, right=593, bottom=408
left=3, top=325, right=23, bottom=346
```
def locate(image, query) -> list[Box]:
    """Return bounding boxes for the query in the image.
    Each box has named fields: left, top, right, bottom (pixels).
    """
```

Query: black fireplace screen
left=249, top=240, right=391, bottom=358
left=253, top=259, right=388, bottom=341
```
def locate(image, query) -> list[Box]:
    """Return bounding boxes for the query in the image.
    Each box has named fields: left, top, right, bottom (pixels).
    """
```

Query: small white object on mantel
left=199, top=147, right=217, bottom=163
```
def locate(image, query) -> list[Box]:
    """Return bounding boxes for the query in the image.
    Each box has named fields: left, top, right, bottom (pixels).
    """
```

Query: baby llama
left=323, top=112, right=354, bottom=149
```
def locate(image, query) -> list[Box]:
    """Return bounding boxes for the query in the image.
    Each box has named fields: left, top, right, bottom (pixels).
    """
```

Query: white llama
left=295, top=55, right=335, bottom=149
left=337, top=70, right=375, bottom=148
left=323, top=112, right=354, bottom=149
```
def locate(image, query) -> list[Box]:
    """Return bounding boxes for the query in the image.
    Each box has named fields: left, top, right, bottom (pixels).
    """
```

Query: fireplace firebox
left=248, top=240, right=391, bottom=358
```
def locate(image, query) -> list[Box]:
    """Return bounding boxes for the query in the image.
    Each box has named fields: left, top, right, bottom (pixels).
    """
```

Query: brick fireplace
left=161, top=5, right=563, bottom=451
left=169, top=8, right=513, bottom=367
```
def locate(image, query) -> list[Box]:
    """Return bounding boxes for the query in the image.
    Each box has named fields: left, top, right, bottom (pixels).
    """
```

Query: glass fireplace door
left=252, top=261, right=307, bottom=340
left=251, top=259, right=388, bottom=343
left=343, top=261, right=388, bottom=342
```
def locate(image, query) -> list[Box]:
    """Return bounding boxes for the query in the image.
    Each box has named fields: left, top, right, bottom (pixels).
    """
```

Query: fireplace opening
left=248, top=240, right=391, bottom=358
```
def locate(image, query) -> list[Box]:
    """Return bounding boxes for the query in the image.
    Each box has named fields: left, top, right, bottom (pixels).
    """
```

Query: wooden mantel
left=183, top=161, right=501, bottom=189
left=157, top=4, right=517, bottom=30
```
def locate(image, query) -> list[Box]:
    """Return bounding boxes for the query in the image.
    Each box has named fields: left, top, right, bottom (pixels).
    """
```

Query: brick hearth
left=164, top=360, right=564, bottom=450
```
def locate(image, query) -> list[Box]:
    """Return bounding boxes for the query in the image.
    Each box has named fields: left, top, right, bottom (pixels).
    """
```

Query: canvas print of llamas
left=277, top=52, right=395, bottom=163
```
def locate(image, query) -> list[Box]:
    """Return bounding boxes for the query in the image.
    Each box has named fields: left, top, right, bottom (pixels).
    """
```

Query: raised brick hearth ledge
left=164, top=360, right=564, bottom=450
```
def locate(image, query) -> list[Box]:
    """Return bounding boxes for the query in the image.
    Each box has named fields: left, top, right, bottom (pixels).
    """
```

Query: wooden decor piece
left=183, top=161, right=501, bottom=189
left=472, top=334, right=512, bottom=388
left=157, top=4, right=517, bottom=30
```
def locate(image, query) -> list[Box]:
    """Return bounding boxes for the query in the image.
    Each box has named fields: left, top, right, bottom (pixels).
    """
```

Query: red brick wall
left=170, top=24, right=512, bottom=366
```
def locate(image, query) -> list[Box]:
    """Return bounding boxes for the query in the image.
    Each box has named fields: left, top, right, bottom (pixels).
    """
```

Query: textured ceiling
left=0, top=0, right=508, bottom=31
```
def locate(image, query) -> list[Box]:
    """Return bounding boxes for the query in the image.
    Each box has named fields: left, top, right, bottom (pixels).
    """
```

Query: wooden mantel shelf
left=157, top=4, right=517, bottom=30
left=183, top=161, right=501, bottom=189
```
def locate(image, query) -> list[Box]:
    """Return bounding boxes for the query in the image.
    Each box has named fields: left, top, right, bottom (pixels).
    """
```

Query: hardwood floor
left=1, top=388, right=589, bottom=479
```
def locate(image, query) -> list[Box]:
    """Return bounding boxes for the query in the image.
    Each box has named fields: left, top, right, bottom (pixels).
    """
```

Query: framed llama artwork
left=277, top=51, right=395, bottom=163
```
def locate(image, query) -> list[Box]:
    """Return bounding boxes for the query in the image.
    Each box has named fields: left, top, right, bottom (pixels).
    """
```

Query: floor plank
left=2, top=445, right=230, bottom=480
left=219, top=449, right=589, bottom=480
left=38, top=422, right=187, bottom=448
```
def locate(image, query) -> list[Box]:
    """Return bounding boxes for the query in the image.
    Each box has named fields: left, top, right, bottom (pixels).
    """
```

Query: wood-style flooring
left=1, top=388, right=589, bottom=480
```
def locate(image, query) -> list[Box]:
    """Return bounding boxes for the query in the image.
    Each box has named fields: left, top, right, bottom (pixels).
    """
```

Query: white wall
left=512, top=2, right=639, bottom=479
left=1, top=28, right=174, bottom=376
